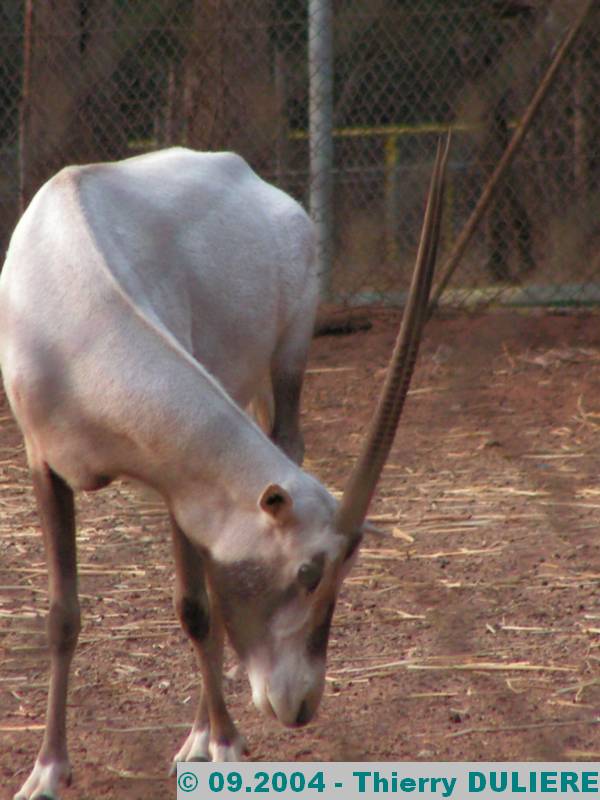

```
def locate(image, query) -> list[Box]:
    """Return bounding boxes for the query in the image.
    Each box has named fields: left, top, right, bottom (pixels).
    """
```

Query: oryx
left=0, top=140, right=449, bottom=800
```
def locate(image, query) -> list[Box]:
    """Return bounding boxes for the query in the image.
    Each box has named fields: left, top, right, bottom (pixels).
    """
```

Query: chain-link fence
left=1, top=0, right=599, bottom=309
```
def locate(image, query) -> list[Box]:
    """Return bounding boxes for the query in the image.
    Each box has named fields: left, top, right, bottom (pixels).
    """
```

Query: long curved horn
left=335, top=134, right=451, bottom=537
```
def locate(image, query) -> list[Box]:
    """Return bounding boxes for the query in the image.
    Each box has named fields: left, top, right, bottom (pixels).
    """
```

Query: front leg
left=170, top=518, right=244, bottom=768
left=15, top=463, right=79, bottom=800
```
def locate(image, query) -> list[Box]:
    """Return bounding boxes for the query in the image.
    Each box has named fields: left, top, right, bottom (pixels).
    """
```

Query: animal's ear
left=258, top=483, right=293, bottom=522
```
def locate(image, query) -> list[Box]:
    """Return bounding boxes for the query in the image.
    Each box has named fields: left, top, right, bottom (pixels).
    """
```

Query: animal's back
left=86, top=149, right=316, bottom=385
left=0, top=149, right=318, bottom=407
left=0, top=149, right=318, bottom=485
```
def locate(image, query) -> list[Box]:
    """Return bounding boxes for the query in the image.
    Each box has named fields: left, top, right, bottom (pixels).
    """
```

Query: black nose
left=295, top=699, right=311, bottom=727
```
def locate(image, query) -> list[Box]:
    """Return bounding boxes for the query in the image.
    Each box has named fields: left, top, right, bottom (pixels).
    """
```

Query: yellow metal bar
left=289, top=119, right=517, bottom=141
left=290, top=120, right=464, bottom=141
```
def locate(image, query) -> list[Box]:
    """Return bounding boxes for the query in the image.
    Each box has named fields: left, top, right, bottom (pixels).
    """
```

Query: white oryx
left=0, top=141, right=448, bottom=800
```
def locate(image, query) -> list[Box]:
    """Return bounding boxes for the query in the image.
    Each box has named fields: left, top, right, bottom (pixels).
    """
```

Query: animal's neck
left=67, top=285, right=299, bottom=544
left=128, top=360, right=297, bottom=546
left=169, top=425, right=297, bottom=549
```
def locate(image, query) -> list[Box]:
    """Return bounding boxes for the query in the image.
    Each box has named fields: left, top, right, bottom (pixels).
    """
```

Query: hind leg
left=270, top=368, right=306, bottom=465
left=248, top=349, right=307, bottom=466
left=269, top=306, right=315, bottom=465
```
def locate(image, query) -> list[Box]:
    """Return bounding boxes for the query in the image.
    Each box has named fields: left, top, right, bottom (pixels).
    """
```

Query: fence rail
left=1, top=0, right=599, bottom=310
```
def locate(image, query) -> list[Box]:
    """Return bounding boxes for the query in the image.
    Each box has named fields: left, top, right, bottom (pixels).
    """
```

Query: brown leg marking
left=171, top=517, right=239, bottom=751
left=33, top=463, right=79, bottom=771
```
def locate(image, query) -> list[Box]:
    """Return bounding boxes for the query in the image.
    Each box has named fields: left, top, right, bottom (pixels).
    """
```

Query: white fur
left=170, top=725, right=211, bottom=768
left=13, top=758, right=71, bottom=800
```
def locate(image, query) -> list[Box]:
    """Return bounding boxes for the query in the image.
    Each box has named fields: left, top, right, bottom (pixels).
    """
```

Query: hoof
left=14, top=757, right=72, bottom=800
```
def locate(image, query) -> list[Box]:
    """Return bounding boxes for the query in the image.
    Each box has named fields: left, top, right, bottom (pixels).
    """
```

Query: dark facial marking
left=210, top=558, right=300, bottom=657
left=297, top=552, right=325, bottom=593
left=178, top=596, right=210, bottom=642
left=212, top=559, right=275, bottom=602
left=307, top=601, right=335, bottom=659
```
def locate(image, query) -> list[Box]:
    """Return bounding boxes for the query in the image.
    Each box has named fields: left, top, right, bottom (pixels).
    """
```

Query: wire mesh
left=0, top=0, right=599, bottom=310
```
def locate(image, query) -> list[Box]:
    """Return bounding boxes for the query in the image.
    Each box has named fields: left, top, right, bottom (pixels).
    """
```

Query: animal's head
left=207, top=476, right=354, bottom=726
left=208, top=138, right=450, bottom=728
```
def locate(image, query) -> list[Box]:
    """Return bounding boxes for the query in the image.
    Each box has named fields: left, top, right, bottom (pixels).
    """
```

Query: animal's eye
left=297, top=561, right=323, bottom=593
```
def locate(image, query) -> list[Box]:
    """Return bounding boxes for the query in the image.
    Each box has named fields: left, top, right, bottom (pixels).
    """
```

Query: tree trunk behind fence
left=20, top=1, right=131, bottom=209
left=183, top=0, right=276, bottom=173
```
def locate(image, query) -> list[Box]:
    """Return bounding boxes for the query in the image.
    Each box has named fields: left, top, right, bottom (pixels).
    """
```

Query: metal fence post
left=308, top=0, right=333, bottom=300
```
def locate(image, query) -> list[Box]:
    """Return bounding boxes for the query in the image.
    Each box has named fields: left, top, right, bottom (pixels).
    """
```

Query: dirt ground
left=1, top=309, right=599, bottom=798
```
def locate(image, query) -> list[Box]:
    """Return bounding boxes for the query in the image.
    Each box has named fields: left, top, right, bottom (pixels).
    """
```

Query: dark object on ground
left=314, top=306, right=373, bottom=337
